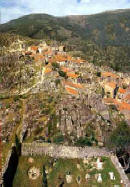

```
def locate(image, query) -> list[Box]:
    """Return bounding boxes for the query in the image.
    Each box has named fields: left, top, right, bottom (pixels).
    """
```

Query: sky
left=0, top=0, right=130, bottom=23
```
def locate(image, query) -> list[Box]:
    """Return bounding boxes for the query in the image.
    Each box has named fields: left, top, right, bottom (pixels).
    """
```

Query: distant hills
left=0, top=9, right=130, bottom=72
left=0, top=9, right=130, bottom=46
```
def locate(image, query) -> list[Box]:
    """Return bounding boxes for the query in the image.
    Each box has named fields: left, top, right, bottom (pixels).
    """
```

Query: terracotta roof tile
left=67, top=72, right=79, bottom=78
left=118, top=102, right=130, bottom=111
left=124, top=94, right=130, bottom=101
left=65, top=81, right=83, bottom=89
left=44, top=67, right=52, bottom=74
left=102, top=72, right=119, bottom=79
left=65, top=87, right=78, bottom=95
left=118, top=88, right=126, bottom=94
left=31, top=46, right=38, bottom=51
left=103, top=98, right=119, bottom=105
left=61, top=66, right=72, bottom=73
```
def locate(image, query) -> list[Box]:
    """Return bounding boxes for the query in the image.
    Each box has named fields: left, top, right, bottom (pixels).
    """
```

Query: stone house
left=116, top=88, right=126, bottom=102
left=59, top=46, right=66, bottom=52
left=28, top=46, right=38, bottom=54
left=123, top=93, right=130, bottom=104
left=101, top=72, right=119, bottom=83
left=103, top=82, right=117, bottom=98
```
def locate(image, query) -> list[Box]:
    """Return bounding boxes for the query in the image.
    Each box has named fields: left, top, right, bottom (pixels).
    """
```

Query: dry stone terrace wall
left=22, top=143, right=111, bottom=158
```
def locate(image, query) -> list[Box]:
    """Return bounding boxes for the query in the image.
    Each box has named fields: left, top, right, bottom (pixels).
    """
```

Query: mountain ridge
left=0, top=9, right=130, bottom=46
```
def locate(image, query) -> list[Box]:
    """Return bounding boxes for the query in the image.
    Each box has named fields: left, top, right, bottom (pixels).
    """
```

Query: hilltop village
left=23, top=40, right=130, bottom=124
left=0, top=39, right=130, bottom=186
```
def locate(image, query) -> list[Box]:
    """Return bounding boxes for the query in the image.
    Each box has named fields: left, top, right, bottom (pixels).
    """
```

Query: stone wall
left=111, top=156, right=130, bottom=187
left=0, top=149, right=12, bottom=186
left=22, top=143, right=110, bottom=158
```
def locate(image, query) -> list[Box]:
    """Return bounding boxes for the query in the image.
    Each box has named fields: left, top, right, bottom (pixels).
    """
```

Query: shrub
left=34, top=127, right=43, bottom=135
left=53, top=134, right=64, bottom=144
left=96, top=72, right=101, bottom=77
left=13, top=95, right=20, bottom=102
left=55, top=79, right=60, bottom=86
left=75, top=137, right=92, bottom=146
left=52, top=62, right=60, bottom=70
left=58, top=71, right=67, bottom=79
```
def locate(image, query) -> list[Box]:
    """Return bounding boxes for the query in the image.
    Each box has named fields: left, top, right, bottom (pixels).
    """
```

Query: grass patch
left=13, top=156, right=121, bottom=187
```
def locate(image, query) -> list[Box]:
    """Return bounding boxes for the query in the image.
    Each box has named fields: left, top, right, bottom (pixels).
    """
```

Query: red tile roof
left=103, top=98, right=119, bottom=105
left=102, top=72, right=119, bottom=79
left=124, top=94, right=130, bottom=101
left=67, top=72, right=79, bottom=78
left=44, top=67, right=52, bottom=74
left=65, top=87, right=78, bottom=95
left=65, top=81, right=83, bottom=89
left=118, top=88, right=126, bottom=94
left=118, top=102, right=130, bottom=111
left=31, top=46, right=38, bottom=51
left=61, top=66, right=72, bottom=73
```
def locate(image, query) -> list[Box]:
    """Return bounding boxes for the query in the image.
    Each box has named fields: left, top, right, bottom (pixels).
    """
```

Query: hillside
left=0, top=9, right=130, bottom=46
left=0, top=27, right=130, bottom=185
left=0, top=9, right=130, bottom=72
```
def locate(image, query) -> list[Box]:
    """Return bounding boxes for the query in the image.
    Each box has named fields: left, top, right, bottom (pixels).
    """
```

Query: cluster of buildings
left=23, top=41, right=87, bottom=96
left=100, top=71, right=130, bottom=125
left=22, top=40, right=130, bottom=125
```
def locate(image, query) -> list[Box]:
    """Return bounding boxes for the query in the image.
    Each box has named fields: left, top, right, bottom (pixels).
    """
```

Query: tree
left=52, top=62, right=59, bottom=71
left=42, top=165, right=48, bottom=187
left=108, top=121, right=130, bottom=151
left=107, top=121, right=130, bottom=171
left=58, top=71, right=68, bottom=79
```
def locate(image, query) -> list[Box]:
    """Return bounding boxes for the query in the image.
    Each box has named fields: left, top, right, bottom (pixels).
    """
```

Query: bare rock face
left=56, top=96, right=94, bottom=138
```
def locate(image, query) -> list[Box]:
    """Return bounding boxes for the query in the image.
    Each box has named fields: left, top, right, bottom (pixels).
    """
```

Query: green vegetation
left=55, top=79, right=61, bottom=87
left=53, top=134, right=64, bottom=144
left=1, top=10, right=130, bottom=71
left=96, top=72, right=101, bottom=77
left=52, top=62, right=60, bottom=71
left=13, top=156, right=121, bottom=187
left=75, top=137, right=93, bottom=146
left=58, top=70, right=68, bottom=78
left=75, top=122, right=98, bottom=146
left=107, top=121, right=130, bottom=171
left=107, top=121, right=130, bottom=152
left=1, top=10, right=130, bottom=46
